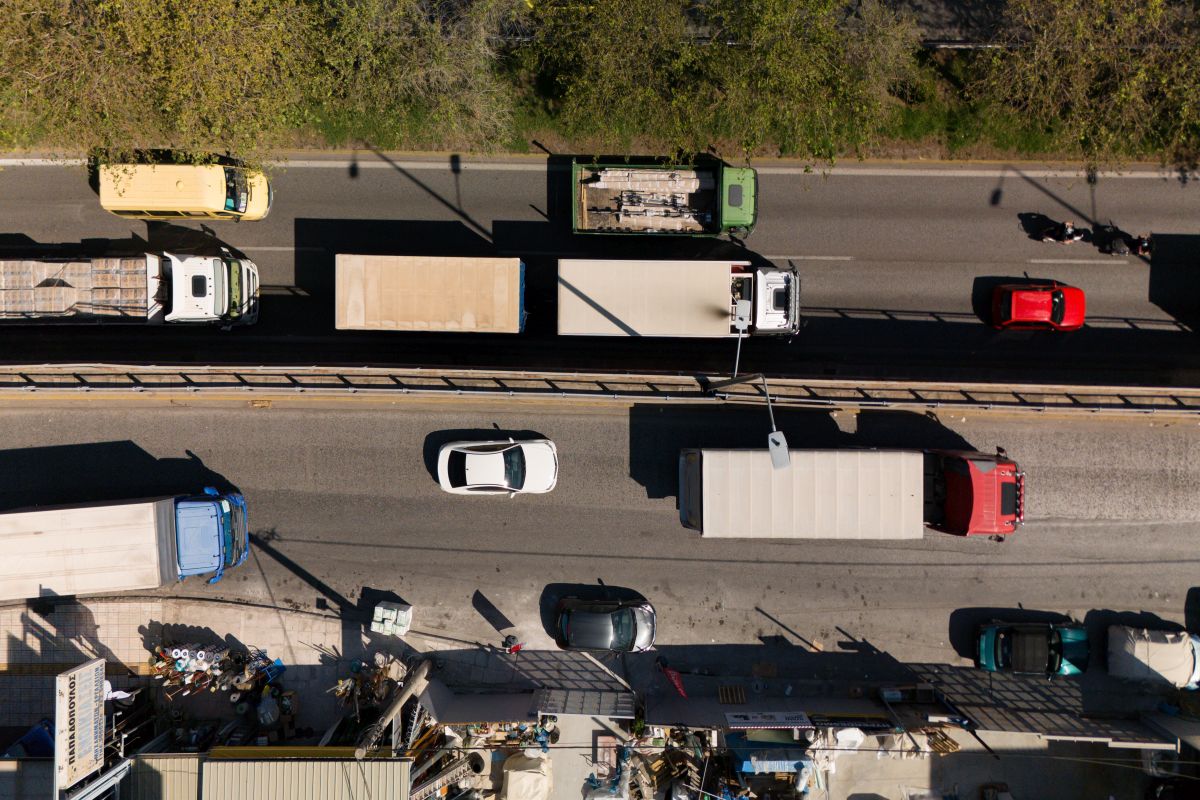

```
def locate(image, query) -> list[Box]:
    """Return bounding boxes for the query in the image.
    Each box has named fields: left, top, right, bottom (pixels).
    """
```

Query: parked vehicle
left=991, top=282, right=1086, bottom=331
left=678, top=448, right=1023, bottom=539
left=436, top=439, right=558, bottom=496
left=1108, top=625, right=1200, bottom=690
left=557, top=259, right=799, bottom=337
left=977, top=622, right=1089, bottom=676
left=0, top=490, right=250, bottom=602
left=554, top=597, right=656, bottom=652
left=99, top=163, right=271, bottom=221
left=0, top=251, right=259, bottom=327
left=571, top=157, right=757, bottom=237
left=335, top=255, right=526, bottom=333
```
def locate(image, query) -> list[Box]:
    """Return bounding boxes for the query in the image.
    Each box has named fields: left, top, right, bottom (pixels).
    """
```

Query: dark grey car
left=554, top=598, right=656, bottom=652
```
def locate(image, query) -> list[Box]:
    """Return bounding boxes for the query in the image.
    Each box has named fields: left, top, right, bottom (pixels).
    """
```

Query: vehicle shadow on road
left=421, top=429, right=548, bottom=483
left=628, top=405, right=975, bottom=500
left=1148, top=233, right=1200, bottom=331
left=0, top=442, right=236, bottom=512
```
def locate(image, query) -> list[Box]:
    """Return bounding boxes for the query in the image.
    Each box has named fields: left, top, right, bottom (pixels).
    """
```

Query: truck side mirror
left=203, top=486, right=219, bottom=497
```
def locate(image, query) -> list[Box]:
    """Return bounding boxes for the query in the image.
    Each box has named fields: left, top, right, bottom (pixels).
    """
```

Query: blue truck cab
left=174, top=488, right=249, bottom=584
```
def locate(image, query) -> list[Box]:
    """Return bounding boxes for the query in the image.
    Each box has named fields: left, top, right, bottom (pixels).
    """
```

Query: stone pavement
left=0, top=596, right=630, bottom=734
left=0, top=596, right=384, bottom=731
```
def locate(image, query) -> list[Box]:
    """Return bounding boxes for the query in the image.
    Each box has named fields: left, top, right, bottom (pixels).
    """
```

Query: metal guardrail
left=4, top=363, right=1200, bottom=416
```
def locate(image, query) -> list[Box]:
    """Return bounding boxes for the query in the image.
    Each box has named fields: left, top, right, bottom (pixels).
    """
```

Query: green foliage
left=0, top=0, right=1194, bottom=166
left=0, top=0, right=314, bottom=161
left=310, top=0, right=524, bottom=150
left=697, top=0, right=919, bottom=161
left=976, top=0, right=1200, bottom=168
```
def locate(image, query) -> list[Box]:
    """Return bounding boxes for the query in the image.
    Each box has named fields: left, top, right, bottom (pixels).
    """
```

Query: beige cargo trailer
left=0, top=499, right=179, bottom=601
left=335, top=255, right=526, bottom=333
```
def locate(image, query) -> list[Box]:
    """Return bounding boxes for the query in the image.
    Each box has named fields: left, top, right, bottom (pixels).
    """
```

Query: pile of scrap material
left=149, top=643, right=284, bottom=699
left=328, top=652, right=407, bottom=721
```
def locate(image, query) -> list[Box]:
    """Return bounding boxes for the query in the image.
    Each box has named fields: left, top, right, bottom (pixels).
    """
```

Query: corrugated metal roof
left=127, top=754, right=200, bottom=800
left=202, top=758, right=411, bottom=800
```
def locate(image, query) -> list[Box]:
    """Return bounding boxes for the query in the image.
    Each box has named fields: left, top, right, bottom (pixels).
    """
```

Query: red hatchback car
left=991, top=282, right=1086, bottom=331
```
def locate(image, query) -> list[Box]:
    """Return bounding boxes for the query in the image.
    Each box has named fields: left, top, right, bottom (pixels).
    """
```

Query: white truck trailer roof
left=685, top=449, right=925, bottom=539
left=558, top=259, right=744, bottom=337
left=1107, top=625, right=1199, bottom=689
left=0, top=499, right=176, bottom=601
left=335, top=255, right=525, bottom=333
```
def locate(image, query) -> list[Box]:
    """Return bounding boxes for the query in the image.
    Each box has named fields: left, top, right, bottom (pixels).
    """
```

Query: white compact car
left=436, top=438, right=559, bottom=496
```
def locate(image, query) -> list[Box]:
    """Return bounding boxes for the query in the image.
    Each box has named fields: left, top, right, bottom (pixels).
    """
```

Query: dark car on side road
left=554, top=597, right=656, bottom=653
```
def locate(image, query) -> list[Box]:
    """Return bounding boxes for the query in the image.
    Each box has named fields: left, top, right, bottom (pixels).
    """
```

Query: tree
left=313, top=0, right=523, bottom=150
left=523, top=0, right=702, bottom=150
left=0, top=0, right=315, bottom=161
left=977, top=0, right=1200, bottom=168
left=697, top=0, right=919, bottom=162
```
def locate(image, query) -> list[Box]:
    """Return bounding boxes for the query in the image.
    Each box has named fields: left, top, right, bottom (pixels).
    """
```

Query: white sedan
left=436, top=438, right=559, bottom=496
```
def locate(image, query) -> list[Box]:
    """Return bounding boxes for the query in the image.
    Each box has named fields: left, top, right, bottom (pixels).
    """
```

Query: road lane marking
left=0, top=157, right=1177, bottom=179
left=765, top=255, right=854, bottom=261
left=1029, top=258, right=1129, bottom=264
left=240, top=246, right=325, bottom=252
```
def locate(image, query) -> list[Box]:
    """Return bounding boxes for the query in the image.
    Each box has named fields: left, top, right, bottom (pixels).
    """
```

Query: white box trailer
left=557, top=259, right=798, bottom=337
left=678, top=449, right=925, bottom=539
left=335, top=255, right=526, bottom=333
left=1107, top=625, right=1200, bottom=689
left=0, top=493, right=250, bottom=602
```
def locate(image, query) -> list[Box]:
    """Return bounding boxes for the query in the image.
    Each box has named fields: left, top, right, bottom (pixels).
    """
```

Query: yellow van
left=99, top=163, right=272, bottom=221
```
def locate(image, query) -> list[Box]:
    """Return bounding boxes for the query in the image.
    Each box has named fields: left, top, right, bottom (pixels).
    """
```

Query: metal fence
left=5, top=363, right=1200, bottom=417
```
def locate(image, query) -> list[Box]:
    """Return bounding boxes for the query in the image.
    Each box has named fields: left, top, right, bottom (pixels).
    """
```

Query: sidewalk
left=0, top=596, right=629, bottom=732
left=0, top=596, right=374, bottom=730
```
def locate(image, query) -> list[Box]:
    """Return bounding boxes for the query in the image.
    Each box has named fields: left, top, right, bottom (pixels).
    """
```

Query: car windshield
left=1048, top=629, right=1063, bottom=672
left=210, top=259, right=228, bottom=315
left=227, top=259, right=242, bottom=319
left=610, top=608, right=636, bottom=650
left=1049, top=289, right=1066, bottom=324
left=503, top=446, right=526, bottom=489
left=996, top=630, right=1011, bottom=667
left=223, top=167, right=249, bottom=213
left=996, top=294, right=1013, bottom=324
left=1000, top=480, right=1018, bottom=516
left=446, top=451, right=468, bottom=488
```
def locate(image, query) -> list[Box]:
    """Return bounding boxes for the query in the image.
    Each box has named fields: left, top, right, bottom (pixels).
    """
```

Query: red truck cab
left=926, top=449, right=1024, bottom=537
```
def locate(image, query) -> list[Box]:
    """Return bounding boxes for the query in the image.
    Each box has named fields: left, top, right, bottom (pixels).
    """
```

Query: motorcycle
left=1132, top=234, right=1152, bottom=257
left=1095, top=222, right=1130, bottom=256
left=1040, top=221, right=1086, bottom=244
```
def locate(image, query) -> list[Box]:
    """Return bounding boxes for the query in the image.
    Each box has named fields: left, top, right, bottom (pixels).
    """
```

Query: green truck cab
left=570, top=156, right=758, bottom=238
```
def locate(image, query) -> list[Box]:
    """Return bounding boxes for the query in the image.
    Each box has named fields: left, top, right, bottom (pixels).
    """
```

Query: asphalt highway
left=1, top=156, right=1199, bottom=384
left=1, top=398, right=1196, bottom=665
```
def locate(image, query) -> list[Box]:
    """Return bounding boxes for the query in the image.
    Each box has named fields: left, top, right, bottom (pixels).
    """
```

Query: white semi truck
left=557, top=259, right=799, bottom=337
left=0, top=252, right=259, bottom=326
left=0, top=491, right=250, bottom=603
left=678, top=448, right=1024, bottom=539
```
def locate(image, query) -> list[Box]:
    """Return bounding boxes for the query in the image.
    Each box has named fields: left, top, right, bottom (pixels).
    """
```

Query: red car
left=991, top=282, right=1086, bottom=331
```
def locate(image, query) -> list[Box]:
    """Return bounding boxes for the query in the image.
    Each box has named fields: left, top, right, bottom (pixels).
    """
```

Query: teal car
left=977, top=622, right=1089, bottom=676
